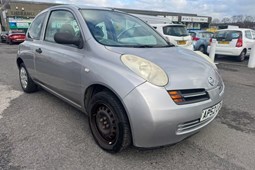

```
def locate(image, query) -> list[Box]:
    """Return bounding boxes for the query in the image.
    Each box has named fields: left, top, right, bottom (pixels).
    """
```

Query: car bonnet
left=105, top=46, right=221, bottom=90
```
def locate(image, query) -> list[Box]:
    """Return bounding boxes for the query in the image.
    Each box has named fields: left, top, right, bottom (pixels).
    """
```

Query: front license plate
left=200, top=101, right=222, bottom=122
left=177, top=40, right=186, bottom=45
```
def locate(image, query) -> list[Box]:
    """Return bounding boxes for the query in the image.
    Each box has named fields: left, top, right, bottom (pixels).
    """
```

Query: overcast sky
left=20, top=0, right=255, bottom=19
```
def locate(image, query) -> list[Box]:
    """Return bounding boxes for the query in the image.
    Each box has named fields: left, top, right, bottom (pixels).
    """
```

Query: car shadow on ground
left=215, top=55, right=249, bottom=66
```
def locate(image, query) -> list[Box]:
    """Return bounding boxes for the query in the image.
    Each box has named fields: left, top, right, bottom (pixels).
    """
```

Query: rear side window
left=215, top=31, right=241, bottom=41
left=197, top=33, right=203, bottom=38
left=252, top=31, right=255, bottom=40
left=27, top=12, right=47, bottom=40
left=245, top=30, right=252, bottom=39
left=203, top=33, right=213, bottom=38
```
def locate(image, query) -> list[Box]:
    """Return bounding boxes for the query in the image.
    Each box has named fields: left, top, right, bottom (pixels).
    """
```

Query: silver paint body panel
left=17, top=5, right=224, bottom=148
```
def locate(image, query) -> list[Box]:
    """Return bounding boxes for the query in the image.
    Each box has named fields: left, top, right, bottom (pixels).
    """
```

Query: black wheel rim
left=199, top=46, right=204, bottom=53
left=240, top=52, right=245, bottom=60
left=91, top=103, right=119, bottom=145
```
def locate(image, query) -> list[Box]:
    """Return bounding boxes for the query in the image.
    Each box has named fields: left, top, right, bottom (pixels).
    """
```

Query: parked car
left=6, top=30, right=26, bottom=45
left=207, top=28, right=255, bottom=61
left=150, top=24, right=194, bottom=50
left=17, top=5, right=224, bottom=153
left=190, top=30, right=214, bottom=53
left=0, top=31, right=8, bottom=43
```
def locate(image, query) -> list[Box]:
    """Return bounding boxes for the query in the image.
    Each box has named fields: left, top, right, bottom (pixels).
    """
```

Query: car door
left=20, top=11, right=48, bottom=79
left=35, top=9, right=84, bottom=106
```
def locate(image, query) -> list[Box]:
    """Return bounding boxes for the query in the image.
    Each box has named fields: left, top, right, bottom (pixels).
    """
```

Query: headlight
left=121, top=54, right=168, bottom=86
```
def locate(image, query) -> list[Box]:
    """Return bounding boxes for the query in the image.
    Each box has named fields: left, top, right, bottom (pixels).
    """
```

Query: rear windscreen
left=163, top=26, right=189, bottom=36
left=214, top=31, right=241, bottom=41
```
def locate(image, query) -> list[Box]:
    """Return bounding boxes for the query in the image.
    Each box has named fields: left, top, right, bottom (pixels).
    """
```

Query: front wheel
left=88, top=91, right=131, bottom=153
left=19, top=63, right=38, bottom=93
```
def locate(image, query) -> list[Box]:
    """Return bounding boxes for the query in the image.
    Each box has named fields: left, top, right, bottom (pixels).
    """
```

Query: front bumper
left=123, top=82, right=224, bottom=148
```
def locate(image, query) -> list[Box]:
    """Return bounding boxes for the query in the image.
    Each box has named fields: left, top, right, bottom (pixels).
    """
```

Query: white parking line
left=0, top=84, right=23, bottom=119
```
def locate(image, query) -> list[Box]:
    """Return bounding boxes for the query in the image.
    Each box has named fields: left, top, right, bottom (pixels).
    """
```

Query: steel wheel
left=89, top=91, right=131, bottom=153
left=92, top=104, right=119, bottom=145
left=237, top=50, right=246, bottom=62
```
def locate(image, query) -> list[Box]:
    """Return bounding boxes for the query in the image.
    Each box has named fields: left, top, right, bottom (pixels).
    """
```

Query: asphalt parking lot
left=0, top=43, right=255, bottom=170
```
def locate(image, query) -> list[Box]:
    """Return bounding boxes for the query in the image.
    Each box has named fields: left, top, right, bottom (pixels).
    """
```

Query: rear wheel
left=88, top=91, right=131, bottom=153
left=198, top=45, right=205, bottom=53
left=236, top=50, right=246, bottom=62
left=19, top=63, right=38, bottom=93
left=8, top=40, right=12, bottom=45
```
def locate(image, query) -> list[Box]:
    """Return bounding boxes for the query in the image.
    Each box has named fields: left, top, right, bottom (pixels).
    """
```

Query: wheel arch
left=84, top=84, right=126, bottom=114
left=242, top=48, right=247, bottom=54
left=16, top=57, right=24, bottom=68
left=83, top=83, right=133, bottom=141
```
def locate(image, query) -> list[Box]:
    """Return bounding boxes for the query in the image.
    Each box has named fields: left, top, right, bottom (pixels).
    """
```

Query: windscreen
left=163, top=25, right=189, bottom=36
left=80, top=9, right=169, bottom=47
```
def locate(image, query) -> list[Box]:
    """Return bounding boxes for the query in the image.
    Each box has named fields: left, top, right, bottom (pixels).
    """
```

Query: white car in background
left=151, top=24, right=193, bottom=50
left=207, top=28, right=255, bottom=61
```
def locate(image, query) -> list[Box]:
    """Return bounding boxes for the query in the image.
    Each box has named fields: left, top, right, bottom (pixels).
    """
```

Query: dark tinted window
left=215, top=31, right=241, bottom=41
left=28, top=12, right=47, bottom=40
left=163, top=25, right=188, bottom=36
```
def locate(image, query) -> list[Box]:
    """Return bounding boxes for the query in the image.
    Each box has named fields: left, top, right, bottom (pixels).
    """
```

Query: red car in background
left=6, top=30, right=26, bottom=45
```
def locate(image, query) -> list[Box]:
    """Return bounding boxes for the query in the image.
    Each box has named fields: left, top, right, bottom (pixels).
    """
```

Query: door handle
left=35, top=48, right=42, bottom=54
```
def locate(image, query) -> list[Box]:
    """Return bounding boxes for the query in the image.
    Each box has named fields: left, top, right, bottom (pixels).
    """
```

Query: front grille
left=176, top=115, right=215, bottom=135
left=169, top=89, right=210, bottom=105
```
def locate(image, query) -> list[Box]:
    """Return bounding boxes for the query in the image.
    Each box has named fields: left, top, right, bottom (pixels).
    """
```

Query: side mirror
left=54, top=32, right=83, bottom=49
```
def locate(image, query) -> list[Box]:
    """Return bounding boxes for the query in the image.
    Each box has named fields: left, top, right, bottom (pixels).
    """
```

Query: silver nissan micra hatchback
left=17, top=5, right=224, bottom=153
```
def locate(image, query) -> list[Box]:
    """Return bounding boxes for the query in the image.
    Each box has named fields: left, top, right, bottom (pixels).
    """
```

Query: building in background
left=116, top=8, right=212, bottom=30
left=0, top=1, right=211, bottom=32
left=0, top=0, right=56, bottom=32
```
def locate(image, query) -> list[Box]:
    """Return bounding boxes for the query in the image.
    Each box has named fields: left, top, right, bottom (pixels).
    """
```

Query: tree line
left=212, top=15, right=255, bottom=29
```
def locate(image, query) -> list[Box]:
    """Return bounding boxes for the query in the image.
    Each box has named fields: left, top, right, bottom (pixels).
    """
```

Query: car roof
left=217, top=28, right=252, bottom=32
left=35, top=4, right=125, bottom=20
left=189, top=30, right=213, bottom=33
left=37, top=4, right=126, bottom=17
left=47, top=4, right=114, bottom=11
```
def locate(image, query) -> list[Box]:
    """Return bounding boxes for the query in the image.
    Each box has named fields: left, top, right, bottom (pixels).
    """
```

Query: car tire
left=198, top=45, right=205, bottom=53
left=237, top=50, right=246, bottom=62
left=19, top=63, right=38, bottom=93
left=88, top=91, right=131, bottom=153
